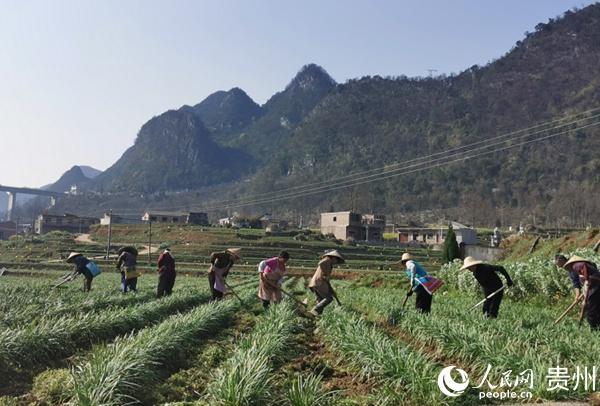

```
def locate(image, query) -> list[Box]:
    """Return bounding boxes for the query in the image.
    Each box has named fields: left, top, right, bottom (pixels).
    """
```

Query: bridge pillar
left=6, top=192, right=16, bottom=221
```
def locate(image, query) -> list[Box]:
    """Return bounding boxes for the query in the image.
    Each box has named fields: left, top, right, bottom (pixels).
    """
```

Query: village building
left=320, top=211, right=386, bottom=241
left=35, top=213, right=99, bottom=234
left=259, top=213, right=289, bottom=231
left=142, top=211, right=209, bottom=225
left=218, top=217, right=232, bottom=226
left=100, top=213, right=141, bottom=225
left=396, top=221, right=477, bottom=246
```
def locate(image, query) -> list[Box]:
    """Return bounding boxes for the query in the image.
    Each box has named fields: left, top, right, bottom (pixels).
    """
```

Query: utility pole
left=148, top=220, right=152, bottom=265
left=427, top=69, right=438, bottom=77
left=106, top=209, right=113, bottom=259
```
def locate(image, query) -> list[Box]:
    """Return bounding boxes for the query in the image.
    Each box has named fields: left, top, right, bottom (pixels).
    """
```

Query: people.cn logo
left=437, top=366, right=470, bottom=397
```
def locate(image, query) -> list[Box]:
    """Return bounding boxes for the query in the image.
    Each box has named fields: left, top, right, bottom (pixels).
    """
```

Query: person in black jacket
left=157, top=248, right=176, bottom=298
left=461, top=256, right=513, bottom=318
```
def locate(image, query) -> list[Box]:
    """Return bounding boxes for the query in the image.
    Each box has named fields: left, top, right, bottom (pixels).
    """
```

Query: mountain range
left=24, top=4, right=600, bottom=226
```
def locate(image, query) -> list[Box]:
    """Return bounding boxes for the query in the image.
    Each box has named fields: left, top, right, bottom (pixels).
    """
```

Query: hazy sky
left=0, top=0, right=594, bottom=187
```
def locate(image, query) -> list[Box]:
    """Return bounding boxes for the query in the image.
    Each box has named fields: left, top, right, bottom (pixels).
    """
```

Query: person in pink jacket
left=257, top=251, right=290, bottom=310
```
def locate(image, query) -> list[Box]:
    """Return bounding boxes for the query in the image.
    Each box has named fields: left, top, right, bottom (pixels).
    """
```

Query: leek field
left=0, top=225, right=599, bottom=405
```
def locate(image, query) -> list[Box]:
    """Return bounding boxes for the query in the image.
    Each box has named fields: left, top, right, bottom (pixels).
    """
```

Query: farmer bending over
left=555, top=254, right=582, bottom=302
left=117, top=246, right=139, bottom=293
left=157, top=248, right=176, bottom=297
left=461, top=257, right=513, bottom=318
left=563, top=255, right=600, bottom=330
left=258, top=251, right=289, bottom=310
left=308, top=250, right=344, bottom=316
left=66, top=252, right=93, bottom=292
left=400, top=253, right=441, bottom=313
left=208, top=248, right=241, bottom=301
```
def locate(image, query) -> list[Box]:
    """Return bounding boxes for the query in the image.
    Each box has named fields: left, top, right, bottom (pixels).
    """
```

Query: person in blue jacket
left=66, top=252, right=93, bottom=292
left=400, top=252, right=433, bottom=313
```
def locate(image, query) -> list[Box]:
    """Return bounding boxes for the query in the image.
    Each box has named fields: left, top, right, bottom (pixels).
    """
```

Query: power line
left=201, top=113, right=600, bottom=209
left=127, top=107, right=600, bottom=210
left=91, top=110, right=600, bottom=214
left=200, top=119, right=600, bottom=210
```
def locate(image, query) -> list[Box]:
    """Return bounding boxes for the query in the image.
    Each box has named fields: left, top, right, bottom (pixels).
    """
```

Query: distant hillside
left=67, top=4, right=600, bottom=227
left=93, top=109, right=253, bottom=192
left=232, top=64, right=337, bottom=158
left=91, top=64, right=336, bottom=192
left=4, top=165, right=101, bottom=220
left=244, top=4, right=600, bottom=226
left=79, top=166, right=102, bottom=179
left=46, top=165, right=93, bottom=193
left=186, top=87, right=262, bottom=141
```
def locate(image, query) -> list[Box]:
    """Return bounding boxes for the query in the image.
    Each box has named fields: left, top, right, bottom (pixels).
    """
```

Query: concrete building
left=218, top=217, right=232, bottom=226
left=35, top=213, right=99, bottom=234
left=142, top=211, right=209, bottom=225
left=100, top=213, right=141, bottom=225
left=142, top=211, right=187, bottom=223
left=362, top=214, right=386, bottom=241
left=396, top=221, right=477, bottom=246
left=320, top=211, right=386, bottom=241
left=259, top=214, right=289, bottom=230
left=0, top=221, right=16, bottom=240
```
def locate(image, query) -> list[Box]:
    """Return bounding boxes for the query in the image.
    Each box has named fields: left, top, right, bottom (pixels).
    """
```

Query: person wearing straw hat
left=157, top=248, right=176, bottom=297
left=555, top=254, right=583, bottom=302
left=66, top=252, right=93, bottom=292
left=308, top=250, right=345, bottom=315
left=461, top=257, right=513, bottom=318
left=116, top=246, right=140, bottom=294
left=400, top=253, right=440, bottom=313
left=208, top=248, right=242, bottom=301
left=258, top=251, right=290, bottom=310
left=563, top=255, right=600, bottom=329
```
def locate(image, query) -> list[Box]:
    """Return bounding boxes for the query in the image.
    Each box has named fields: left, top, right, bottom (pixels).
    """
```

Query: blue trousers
left=121, top=272, right=138, bottom=293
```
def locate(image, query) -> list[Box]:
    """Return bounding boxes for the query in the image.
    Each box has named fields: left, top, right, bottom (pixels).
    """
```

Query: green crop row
left=69, top=290, right=254, bottom=405
left=0, top=289, right=212, bottom=371
left=204, top=300, right=302, bottom=405
left=346, top=286, right=597, bottom=402
left=317, top=305, right=456, bottom=405
left=438, top=248, right=600, bottom=298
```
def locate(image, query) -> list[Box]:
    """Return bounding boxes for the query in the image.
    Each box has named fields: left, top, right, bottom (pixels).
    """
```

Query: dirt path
left=75, top=233, right=95, bottom=244
left=138, top=244, right=159, bottom=256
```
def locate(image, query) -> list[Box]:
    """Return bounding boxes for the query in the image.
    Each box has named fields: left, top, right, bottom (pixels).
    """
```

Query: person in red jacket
left=157, top=248, right=176, bottom=297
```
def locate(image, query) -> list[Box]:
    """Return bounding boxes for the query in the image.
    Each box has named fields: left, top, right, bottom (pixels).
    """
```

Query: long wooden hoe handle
left=553, top=298, right=582, bottom=325
left=579, top=283, right=591, bottom=327
left=262, top=278, right=315, bottom=318
left=224, top=281, right=245, bottom=306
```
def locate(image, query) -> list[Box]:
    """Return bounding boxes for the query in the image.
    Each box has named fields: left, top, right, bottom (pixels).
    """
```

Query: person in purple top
left=257, top=251, right=289, bottom=310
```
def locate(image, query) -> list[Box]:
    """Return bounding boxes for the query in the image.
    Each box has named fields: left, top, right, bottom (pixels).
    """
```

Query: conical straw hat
left=460, top=256, right=483, bottom=271
left=67, top=252, right=82, bottom=261
left=563, top=255, right=594, bottom=271
left=227, top=248, right=242, bottom=260
left=322, top=250, right=345, bottom=263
